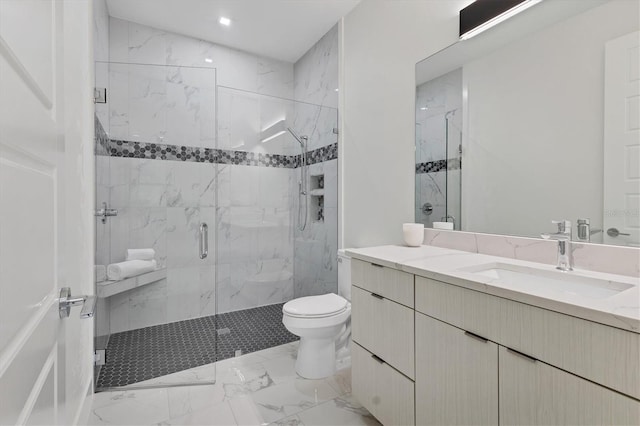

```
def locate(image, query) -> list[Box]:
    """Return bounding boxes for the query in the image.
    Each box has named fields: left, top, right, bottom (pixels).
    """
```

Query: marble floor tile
left=164, top=400, right=238, bottom=426
left=88, top=342, right=376, bottom=426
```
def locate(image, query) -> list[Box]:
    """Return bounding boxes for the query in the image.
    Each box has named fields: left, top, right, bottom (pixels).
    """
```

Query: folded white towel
left=126, top=248, right=156, bottom=261
left=107, top=260, right=157, bottom=281
left=95, top=265, right=107, bottom=283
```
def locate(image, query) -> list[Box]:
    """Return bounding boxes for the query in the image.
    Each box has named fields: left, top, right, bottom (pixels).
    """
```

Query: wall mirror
left=415, top=0, right=639, bottom=247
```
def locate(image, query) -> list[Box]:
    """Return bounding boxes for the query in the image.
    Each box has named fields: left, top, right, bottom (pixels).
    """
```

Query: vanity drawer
left=352, top=342, right=415, bottom=426
left=352, top=285, right=415, bottom=378
left=351, top=258, right=414, bottom=307
left=415, top=275, right=640, bottom=400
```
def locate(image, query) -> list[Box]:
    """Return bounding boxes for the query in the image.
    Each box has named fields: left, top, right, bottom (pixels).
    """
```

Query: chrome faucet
left=541, top=220, right=573, bottom=271
left=576, top=218, right=602, bottom=242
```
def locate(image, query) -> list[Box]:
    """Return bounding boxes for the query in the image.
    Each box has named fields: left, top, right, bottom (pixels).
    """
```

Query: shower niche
left=310, top=173, right=325, bottom=222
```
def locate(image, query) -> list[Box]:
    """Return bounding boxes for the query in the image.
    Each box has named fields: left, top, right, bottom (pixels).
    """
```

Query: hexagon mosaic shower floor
left=96, top=303, right=298, bottom=389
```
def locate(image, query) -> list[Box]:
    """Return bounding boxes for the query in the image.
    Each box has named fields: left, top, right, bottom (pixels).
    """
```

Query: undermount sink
left=458, top=263, right=634, bottom=300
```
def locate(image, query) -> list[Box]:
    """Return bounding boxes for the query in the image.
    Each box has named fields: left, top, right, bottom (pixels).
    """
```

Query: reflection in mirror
left=415, top=0, right=639, bottom=247
left=415, top=69, right=462, bottom=230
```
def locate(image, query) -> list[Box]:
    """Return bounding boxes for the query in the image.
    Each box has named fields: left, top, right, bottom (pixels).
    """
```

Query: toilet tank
left=337, top=249, right=352, bottom=301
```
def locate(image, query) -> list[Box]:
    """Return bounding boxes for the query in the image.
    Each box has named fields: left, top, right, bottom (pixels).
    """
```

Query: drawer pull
left=370, top=292, right=384, bottom=300
left=370, top=263, right=385, bottom=268
left=507, top=348, right=537, bottom=363
left=464, top=331, right=488, bottom=343
left=371, top=354, right=386, bottom=364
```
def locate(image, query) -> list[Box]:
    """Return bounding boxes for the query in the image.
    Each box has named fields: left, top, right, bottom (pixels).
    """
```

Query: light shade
left=459, top=0, right=543, bottom=41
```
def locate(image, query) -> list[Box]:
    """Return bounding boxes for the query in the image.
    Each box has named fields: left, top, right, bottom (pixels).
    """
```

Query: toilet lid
left=283, top=293, right=348, bottom=318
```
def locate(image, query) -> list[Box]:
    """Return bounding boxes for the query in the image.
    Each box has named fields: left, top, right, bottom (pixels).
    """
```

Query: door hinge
left=94, top=349, right=106, bottom=366
left=94, top=87, right=107, bottom=104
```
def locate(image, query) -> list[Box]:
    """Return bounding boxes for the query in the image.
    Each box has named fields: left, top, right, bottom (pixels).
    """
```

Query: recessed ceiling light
left=219, top=16, right=231, bottom=26
left=204, top=58, right=213, bottom=63
left=420, top=107, right=428, bottom=111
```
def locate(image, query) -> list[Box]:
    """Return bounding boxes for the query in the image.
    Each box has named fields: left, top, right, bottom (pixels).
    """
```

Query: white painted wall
left=462, top=0, right=639, bottom=239
left=341, top=0, right=472, bottom=248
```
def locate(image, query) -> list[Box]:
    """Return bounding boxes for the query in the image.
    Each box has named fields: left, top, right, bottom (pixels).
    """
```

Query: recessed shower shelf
left=97, top=268, right=167, bottom=298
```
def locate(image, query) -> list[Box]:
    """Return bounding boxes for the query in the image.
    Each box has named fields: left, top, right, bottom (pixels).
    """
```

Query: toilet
left=282, top=250, right=352, bottom=379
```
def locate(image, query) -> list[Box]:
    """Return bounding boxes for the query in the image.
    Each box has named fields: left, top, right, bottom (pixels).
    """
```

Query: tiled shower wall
left=415, top=68, right=462, bottom=228
left=96, top=17, right=338, bottom=334
left=292, top=25, right=340, bottom=298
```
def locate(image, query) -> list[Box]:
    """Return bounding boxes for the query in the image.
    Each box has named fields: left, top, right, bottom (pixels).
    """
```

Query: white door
left=604, top=31, right=640, bottom=247
left=0, top=1, right=94, bottom=425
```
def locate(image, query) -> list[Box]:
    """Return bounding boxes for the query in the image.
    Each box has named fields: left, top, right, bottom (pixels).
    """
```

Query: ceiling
left=106, top=0, right=360, bottom=63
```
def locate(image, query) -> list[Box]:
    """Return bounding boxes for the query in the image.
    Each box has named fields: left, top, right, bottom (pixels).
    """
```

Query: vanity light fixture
left=219, top=16, right=231, bottom=26
left=260, top=119, right=287, bottom=143
left=459, top=0, right=543, bottom=41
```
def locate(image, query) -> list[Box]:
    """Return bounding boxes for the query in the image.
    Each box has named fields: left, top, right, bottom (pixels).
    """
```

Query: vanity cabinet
left=499, top=346, right=639, bottom=425
left=352, top=342, right=415, bottom=426
left=351, top=259, right=415, bottom=425
left=415, top=312, right=498, bottom=425
left=350, top=254, right=640, bottom=426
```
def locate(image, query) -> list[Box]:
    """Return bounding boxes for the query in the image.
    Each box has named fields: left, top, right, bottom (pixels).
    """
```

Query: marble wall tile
left=110, top=17, right=294, bottom=99
left=128, top=207, right=168, bottom=267
left=291, top=25, right=339, bottom=299
left=258, top=57, right=295, bottom=99
left=166, top=267, right=203, bottom=322
left=294, top=24, right=339, bottom=108
left=166, top=207, right=215, bottom=268
left=107, top=62, right=216, bottom=148
left=93, top=0, right=109, bottom=62
left=107, top=63, right=130, bottom=141
left=415, top=171, right=446, bottom=228
left=199, top=265, right=216, bottom=317
left=128, top=21, right=166, bottom=64
left=166, top=161, right=216, bottom=208
left=108, top=17, right=128, bottom=63
left=128, top=278, right=169, bottom=330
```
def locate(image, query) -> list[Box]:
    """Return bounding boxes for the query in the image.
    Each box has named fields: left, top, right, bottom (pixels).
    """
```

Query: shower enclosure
left=415, top=68, right=462, bottom=229
left=94, top=62, right=338, bottom=390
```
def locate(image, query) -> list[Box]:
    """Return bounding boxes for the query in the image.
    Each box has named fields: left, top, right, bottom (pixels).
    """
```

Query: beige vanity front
left=348, top=252, right=640, bottom=426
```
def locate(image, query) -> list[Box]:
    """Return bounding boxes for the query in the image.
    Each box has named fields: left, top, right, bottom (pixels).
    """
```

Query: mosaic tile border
left=99, top=138, right=338, bottom=168
left=305, top=143, right=338, bottom=165
left=415, top=158, right=461, bottom=174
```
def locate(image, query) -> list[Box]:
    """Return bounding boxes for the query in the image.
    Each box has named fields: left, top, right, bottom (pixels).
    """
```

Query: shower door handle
left=199, top=223, right=208, bottom=259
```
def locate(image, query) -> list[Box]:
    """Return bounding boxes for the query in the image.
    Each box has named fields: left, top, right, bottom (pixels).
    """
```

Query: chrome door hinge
left=94, top=87, right=107, bottom=104
left=94, top=349, right=106, bottom=366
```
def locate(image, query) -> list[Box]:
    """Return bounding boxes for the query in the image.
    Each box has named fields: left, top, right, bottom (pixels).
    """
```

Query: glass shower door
left=93, top=62, right=217, bottom=390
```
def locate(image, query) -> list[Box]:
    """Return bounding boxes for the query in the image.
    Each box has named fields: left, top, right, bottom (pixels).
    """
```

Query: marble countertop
left=345, top=245, right=640, bottom=333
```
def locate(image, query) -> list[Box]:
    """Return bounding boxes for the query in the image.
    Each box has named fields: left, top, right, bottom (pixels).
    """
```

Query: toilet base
left=295, top=336, right=336, bottom=379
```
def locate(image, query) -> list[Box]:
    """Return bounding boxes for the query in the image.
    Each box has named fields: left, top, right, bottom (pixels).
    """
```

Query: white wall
left=341, top=0, right=472, bottom=248
left=462, top=0, right=639, bottom=238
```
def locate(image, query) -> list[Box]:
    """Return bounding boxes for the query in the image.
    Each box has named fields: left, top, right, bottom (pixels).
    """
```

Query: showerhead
left=287, top=127, right=307, bottom=147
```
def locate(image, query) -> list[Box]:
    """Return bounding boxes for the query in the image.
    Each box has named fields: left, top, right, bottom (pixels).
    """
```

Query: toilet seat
left=283, top=293, right=348, bottom=318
